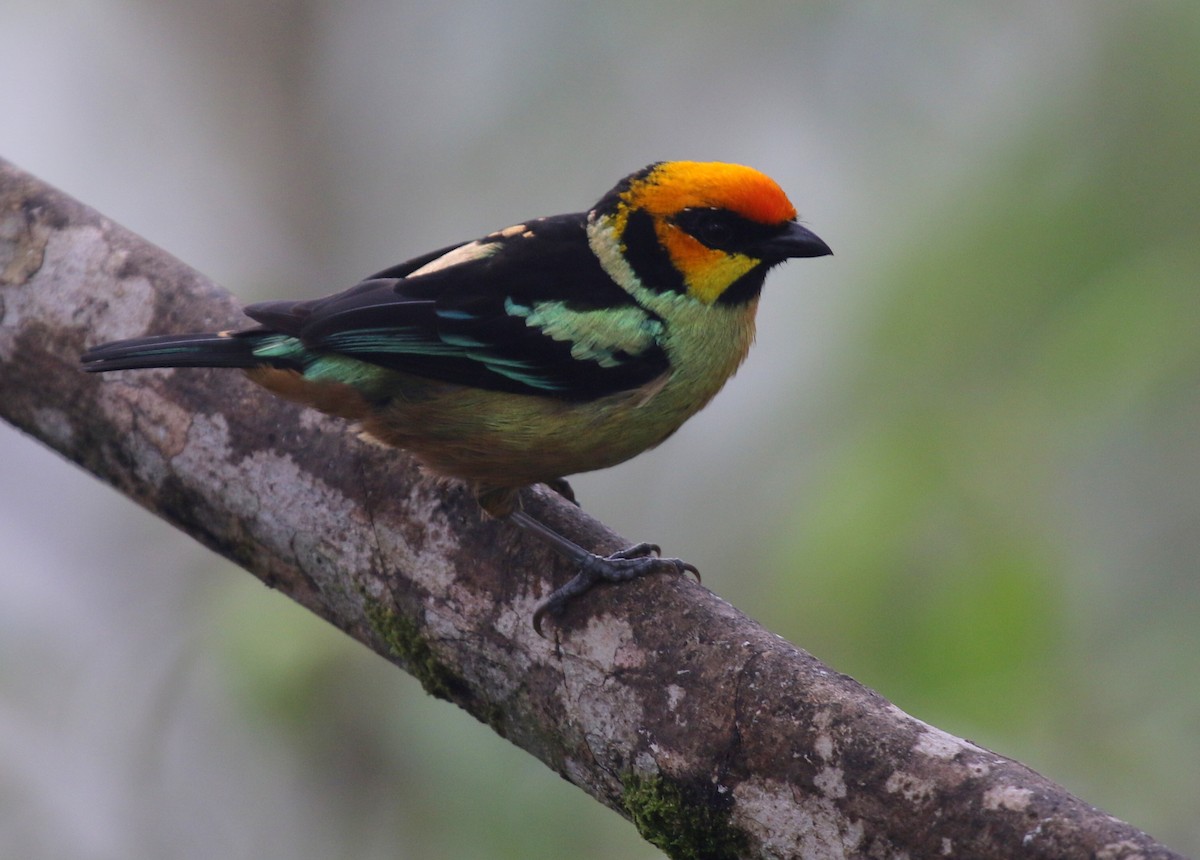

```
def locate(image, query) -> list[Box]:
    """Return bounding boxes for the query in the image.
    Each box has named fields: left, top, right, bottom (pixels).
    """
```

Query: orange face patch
left=654, top=223, right=759, bottom=304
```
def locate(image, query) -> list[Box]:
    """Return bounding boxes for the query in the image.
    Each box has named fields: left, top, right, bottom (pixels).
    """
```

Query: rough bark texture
left=0, top=157, right=1186, bottom=860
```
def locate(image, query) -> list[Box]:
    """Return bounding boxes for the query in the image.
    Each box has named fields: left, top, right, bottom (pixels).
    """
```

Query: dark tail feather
left=81, top=331, right=276, bottom=372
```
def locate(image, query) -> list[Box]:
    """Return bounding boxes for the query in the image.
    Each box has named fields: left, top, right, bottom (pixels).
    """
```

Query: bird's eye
left=697, top=217, right=731, bottom=244
left=676, top=208, right=736, bottom=248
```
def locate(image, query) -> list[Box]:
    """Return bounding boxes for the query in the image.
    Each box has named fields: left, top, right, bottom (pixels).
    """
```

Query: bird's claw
left=607, top=543, right=700, bottom=583
left=532, top=543, right=699, bottom=637
left=543, top=478, right=579, bottom=506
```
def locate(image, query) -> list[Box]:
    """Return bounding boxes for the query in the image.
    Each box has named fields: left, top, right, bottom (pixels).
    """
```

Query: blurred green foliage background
left=1, top=3, right=1197, bottom=857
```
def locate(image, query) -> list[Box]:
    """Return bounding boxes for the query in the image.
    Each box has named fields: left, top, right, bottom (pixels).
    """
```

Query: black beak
left=759, top=221, right=832, bottom=260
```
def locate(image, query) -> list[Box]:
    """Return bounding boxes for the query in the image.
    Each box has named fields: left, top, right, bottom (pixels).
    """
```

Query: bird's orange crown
left=623, top=161, right=797, bottom=226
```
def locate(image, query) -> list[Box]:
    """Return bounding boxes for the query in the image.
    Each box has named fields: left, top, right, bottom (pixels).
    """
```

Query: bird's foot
left=543, top=478, right=578, bottom=506
left=532, top=543, right=698, bottom=637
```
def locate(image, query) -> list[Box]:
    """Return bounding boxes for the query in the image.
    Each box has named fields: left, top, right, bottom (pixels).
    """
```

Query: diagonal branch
left=0, top=157, right=1184, bottom=860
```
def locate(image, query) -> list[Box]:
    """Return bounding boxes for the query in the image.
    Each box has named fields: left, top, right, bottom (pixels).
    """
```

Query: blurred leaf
left=769, top=4, right=1200, bottom=850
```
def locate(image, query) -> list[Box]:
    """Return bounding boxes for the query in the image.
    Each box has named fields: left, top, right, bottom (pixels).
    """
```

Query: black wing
left=244, top=215, right=669, bottom=400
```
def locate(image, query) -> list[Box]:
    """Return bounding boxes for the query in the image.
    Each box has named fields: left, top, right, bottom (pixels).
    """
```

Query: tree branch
left=0, top=157, right=1184, bottom=860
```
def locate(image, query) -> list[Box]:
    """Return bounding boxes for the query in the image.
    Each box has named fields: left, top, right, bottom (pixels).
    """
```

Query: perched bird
left=81, top=161, right=831, bottom=634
